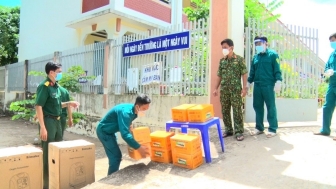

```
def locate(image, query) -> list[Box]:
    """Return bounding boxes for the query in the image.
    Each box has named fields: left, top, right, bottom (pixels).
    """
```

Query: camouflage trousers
left=220, top=89, right=244, bottom=135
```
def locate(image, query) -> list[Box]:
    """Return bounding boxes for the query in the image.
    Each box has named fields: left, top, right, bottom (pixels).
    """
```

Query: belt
left=45, top=115, right=61, bottom=120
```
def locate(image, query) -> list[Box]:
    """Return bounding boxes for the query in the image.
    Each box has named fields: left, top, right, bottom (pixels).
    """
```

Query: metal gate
left=244, top=18, right=324, bottom=99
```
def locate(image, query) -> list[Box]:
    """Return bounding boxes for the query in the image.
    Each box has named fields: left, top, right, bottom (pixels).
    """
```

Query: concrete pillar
left=209, top=0, right=244, bottom=118
left=171, top=0, right=183, bottom=25
left=209, top=0, right=229, bottom=118
left=53, top=51, right=62, bottom=63
left=112, top=0, right=124, bottom=10
left=24, top=60, right=28, bottom=100
left=103, top=41, right=111, bottom=109
left=229, top=0, right=245, bottom=56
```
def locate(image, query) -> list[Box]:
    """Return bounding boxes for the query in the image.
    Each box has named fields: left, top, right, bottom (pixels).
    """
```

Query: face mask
left=222, top=49, right=229, bottom=56
left=55, top=73, right=62, bottom=81
left=255, top=45, right=264, bottom=54
left=136, top=106, right=146, bottom=117
left=330, top=42, right=336, bottom=50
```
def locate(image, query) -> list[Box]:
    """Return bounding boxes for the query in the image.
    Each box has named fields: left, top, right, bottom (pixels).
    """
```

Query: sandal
left=266, top=132, right=277, bottom=138
left=333, top=137, right=336, bottom=141
left=250, top=129, right=264, bottom=136
left=313, top=132, right=330, bottom=136
left=236, top=134, right=244, bottom=141
left=223, top=132, right=233, bottom=138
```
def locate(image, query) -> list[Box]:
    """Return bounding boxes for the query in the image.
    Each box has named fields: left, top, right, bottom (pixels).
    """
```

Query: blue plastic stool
left=166, top=117, right=225, bottom=163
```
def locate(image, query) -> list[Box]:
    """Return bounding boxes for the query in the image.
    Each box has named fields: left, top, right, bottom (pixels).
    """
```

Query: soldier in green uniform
left=35, top=62, right=80, bottom=189
left=314, top=32, right=336, bottom=141
left=213, top=38, right=248, bottom=141
left=247, top=36, right=282, bottom=138
left=59, top=86, right=73, bottom=138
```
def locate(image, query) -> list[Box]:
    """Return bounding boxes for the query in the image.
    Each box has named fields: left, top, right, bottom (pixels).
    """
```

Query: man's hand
left=69, top=101, right=80, bottom=109
left=68, top=119, right=73, bottom=127
left=324, top=69, right=334, bottom=77
left=40, top=127, right=47, bottom=141
left=241, top=88, right=247, bottom=97
left=137, top=145, right=150, bottom=158
left=213, top=89, right=218, bottom=96
left=274, top=81, right=281, bottom=93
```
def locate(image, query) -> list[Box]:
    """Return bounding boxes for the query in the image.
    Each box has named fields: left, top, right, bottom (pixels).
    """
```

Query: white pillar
left=228, top=0, right=244, bottom=56
left=171, top=0, right=183, bottom=25
left=111, top=0, right=124, bottom=10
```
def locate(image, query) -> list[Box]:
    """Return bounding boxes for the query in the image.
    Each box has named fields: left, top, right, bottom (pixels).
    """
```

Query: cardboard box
left=150, top=131, right=175, bottom=150
left=49, top=140, right=95, bottom=189
left=171, top=104, right=197, bottom=122
left=132, top=127, right=151, bottom=144
left=172, top=150, right=203, bottom=170
left=170, top=134, right=201, bottom=154
left=187, top=104, right=214, bottom=122
left=128, top=143, right=151, bottom=160
left=150, top=149, right=172, bottom=163
left=0, top=145, right=43, bottom=189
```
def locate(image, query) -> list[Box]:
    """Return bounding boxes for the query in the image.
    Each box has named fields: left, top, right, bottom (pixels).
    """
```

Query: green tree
left=183, top=0, right=210, bottom=22
left=183, top=0, right=283, bottom=27
left=244, top=0, right=284, bottom=27
left=0, top=6, right=20, bottom=66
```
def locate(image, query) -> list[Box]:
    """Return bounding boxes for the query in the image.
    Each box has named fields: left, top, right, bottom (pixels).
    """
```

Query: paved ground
left=1, top=109, right=336, bottom=189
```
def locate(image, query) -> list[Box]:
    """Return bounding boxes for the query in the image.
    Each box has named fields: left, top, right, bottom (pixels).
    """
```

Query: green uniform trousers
left=321, top=86, right=336, bottom=135
left=220, top=88, right=244, bottom=135
left=96, top=128, right=122, bottom=175
left=60, top=116, right=67, bottom=139
left=253, top=84, right=278, bottom=133
left=39, top=117, right=62, bottom=188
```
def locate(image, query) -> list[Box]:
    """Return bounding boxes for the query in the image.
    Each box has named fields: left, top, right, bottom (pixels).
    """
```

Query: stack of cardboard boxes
left=171, top=104, right=214, bottom=123
left=128, top=127, right=151, bottom=160
left=170, top=134, right=203, bottom=170
left=150, top=131, right=175, bottom=163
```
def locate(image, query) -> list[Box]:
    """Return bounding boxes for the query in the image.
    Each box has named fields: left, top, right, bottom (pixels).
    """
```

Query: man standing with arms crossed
left=213, top=38, right=248, bottom=141
left=35, top=62, right=80, bottom=189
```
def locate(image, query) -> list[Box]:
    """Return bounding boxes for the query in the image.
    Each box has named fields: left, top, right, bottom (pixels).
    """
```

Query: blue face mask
left=55, top=73, right=62, bottom=81
left=255, top=45, right=264, bottom=54
left=330, top=42, right=336, bottom=50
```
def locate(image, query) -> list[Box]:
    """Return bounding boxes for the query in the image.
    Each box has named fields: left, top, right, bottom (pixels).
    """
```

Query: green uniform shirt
left=217, top=53, right=248, bottom=90
left=35, top=77, right=62, bottom=117
left=325, top=50, right=336, bottom=86
left=247, top=48, right=282, bottom=85
left=97, top=103, right=140, bottom=149
left=59, top=86, right=70, bottom=116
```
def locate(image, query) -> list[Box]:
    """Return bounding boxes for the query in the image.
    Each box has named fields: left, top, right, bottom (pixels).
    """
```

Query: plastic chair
left=166, top=117, right=225, bottom=163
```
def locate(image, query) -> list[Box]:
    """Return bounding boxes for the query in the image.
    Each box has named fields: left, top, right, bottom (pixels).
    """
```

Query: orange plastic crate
left=171, top=104, right=197, bottom=122
left=132, top=127, right=151, bottom=144
left=187, top=104, right=214, bottom=122
left=150, top=149, right=172, bottom=163
left=128, top=143, right=151, bottom=160
left=172, top=150, right=203, bottom=170
left=150, top=131, right=175, bottom=150
left=170, top=134, right=201, bottom=154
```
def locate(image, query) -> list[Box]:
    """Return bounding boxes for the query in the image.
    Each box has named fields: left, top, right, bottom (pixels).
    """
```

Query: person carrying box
left=96, top=94, right=151, bottom=175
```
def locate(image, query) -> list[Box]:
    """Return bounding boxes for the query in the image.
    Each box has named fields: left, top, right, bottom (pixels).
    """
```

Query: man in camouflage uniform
left=213, top=38, right=248, bottom=141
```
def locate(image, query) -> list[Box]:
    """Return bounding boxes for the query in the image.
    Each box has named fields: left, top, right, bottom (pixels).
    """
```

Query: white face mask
left=136, top=106, right=146, bottom=117
left=222, top=49, right=229, bottom=56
